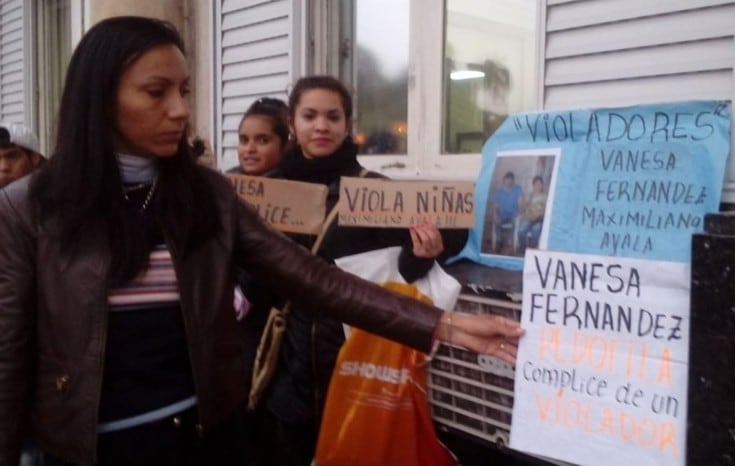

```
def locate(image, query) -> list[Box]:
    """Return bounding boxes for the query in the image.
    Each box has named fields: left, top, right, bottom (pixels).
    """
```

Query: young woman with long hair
left=257, top=75, right=472, bottom=466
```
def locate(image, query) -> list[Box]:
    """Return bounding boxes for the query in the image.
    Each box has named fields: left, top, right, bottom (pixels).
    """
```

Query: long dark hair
left=30, top=16, right=219, bottom=285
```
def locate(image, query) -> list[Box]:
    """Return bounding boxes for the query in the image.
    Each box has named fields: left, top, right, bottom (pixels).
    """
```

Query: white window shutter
left=214, top=0, right=302, bottom=171
left=541, top=0, right=735, bottom=202
left=0, top=0, right=28, bottom=124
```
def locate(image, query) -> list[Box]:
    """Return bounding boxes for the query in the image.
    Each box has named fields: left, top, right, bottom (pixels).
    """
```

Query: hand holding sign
left=410, top=222, right=444, bottom=258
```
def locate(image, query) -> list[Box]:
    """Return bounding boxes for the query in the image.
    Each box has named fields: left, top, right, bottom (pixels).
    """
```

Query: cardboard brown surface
left=228, top=174, right=328, bottom=234
left=337, top=177, right=475, bottom=228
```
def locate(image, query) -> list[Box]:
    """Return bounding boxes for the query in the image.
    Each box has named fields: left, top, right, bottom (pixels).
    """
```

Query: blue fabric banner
left=454, top=100, right=731, bottom=269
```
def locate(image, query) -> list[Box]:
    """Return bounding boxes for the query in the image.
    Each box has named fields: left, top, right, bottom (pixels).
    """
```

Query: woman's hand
left=409, top=222, right=444, bottom=258
left=435, top=311, right=524, bottom=365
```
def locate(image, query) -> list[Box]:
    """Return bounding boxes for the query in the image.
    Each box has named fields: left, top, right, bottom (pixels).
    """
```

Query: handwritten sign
left=455, top=100, right=730, bottom=269
left=510, top=249, right=689, bottom=466
left=227, top=174, right=328, bottom=234
left=337, top=177, right=475, bottom=228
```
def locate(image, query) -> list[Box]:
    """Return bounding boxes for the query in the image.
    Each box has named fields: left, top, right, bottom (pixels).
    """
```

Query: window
left=352, top=0, right=409, bottom=156
left=335, top=0, right=539, bottom=178
left=443, top=0, right=537, bottom=155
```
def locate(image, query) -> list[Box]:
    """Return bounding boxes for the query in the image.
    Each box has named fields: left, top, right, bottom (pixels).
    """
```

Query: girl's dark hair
left=532, top=175, right=544, bottom=185
left=288, top=75, right=353, bottom=121
left=240, top=97, right=290, bottom=148
left=30, top=16, right=219, bottom=285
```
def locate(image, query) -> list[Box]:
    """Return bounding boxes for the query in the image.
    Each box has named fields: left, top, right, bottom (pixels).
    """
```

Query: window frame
left=32, top=0, right=84, bottom=155
left=24, top=0, right=36, bottom=127
left=320, top=0, right=543, bottom=180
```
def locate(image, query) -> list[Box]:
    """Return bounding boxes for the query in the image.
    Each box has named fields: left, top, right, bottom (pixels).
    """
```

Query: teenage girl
left=258, top=75, right=470, bottom=466
left=226, top=97, right=289, bottom=177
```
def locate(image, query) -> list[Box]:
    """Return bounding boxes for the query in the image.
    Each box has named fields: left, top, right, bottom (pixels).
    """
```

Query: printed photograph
left=481, top=150, right=559, bottom=257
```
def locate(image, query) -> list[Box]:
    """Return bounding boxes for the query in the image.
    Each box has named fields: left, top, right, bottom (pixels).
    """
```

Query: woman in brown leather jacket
left=0, top=16, right=522, bottom=466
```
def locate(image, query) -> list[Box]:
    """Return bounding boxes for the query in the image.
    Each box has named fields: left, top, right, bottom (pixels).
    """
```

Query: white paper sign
left=510, top=249, right=689, bottom=466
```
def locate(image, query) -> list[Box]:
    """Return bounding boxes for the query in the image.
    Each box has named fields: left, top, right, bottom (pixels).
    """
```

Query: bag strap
left=310, top=202, right=341, bottom=255
left=247, top=167, right=369, bottom=411
left=310, top=167, right=368, bottom=254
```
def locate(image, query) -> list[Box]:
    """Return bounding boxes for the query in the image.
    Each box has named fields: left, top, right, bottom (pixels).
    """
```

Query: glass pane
left=354, top=0, right=409, bottom=155
left=443, top=0, right=538, bottom=154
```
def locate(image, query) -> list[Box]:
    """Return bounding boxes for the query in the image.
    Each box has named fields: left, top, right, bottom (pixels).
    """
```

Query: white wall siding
left=541, top=0, right=735, bottom=201
left=0, top=0, right=26, bottom=123
left=215, top=0, right=297, bottom=170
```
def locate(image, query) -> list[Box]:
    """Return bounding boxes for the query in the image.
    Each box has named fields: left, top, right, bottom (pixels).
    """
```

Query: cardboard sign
left=337, top=177, right=475, bottom=229
left=510, top=249, right=690, bottom=466
left=454, top=100, right=730, bottom=269
left=227, top=174, right=328, bottom=234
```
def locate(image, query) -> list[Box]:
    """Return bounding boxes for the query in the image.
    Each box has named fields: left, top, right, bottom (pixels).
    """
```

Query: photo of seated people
left=481, top=154, right=555, bottom=257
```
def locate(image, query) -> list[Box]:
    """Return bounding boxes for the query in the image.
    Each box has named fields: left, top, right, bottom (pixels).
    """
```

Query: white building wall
left=0, top=0, right=28, bottom=124
left=214, top=0, right=302, bottom=170
left=541, top=0, right=735, bottom=201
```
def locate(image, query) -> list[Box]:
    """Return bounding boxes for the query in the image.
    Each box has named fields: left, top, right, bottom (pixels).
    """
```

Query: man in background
left=491, top=171, right=523, bottom=253
left=0, top=122, right=44, bottom=188
left=0, top=122, right=44, bottom=466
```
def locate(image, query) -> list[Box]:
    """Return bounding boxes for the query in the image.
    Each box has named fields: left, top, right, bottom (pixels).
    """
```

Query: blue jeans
left=492, top=215, right=517, bottom=253
left=517, top=220, right=542, bottom=251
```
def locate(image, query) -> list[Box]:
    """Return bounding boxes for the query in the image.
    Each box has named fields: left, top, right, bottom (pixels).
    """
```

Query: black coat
left=263, top=142, right=467, bottom=424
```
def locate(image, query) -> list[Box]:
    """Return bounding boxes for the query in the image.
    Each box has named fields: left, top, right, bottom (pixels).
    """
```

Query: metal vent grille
left=428, top=294, right=520, bottom=446
left=428, top=290, right=572, bottom=466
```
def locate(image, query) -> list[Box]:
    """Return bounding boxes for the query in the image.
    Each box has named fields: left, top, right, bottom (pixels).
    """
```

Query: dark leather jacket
left=0, top=169, right=442, bottom=466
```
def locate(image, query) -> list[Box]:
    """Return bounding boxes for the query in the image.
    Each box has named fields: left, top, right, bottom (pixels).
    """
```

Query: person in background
left=0, top=122, right=44, bottom=188
left=226, top=97, right=289, bottom=177
left=491, top=171, right=523, bottom=254
left=224, top=97, right=291, bottom=466
left=257, top=75, right=470, bottom=466
left=225, top=97, right=290, bottom=324
left=517, top=175, right=547, bottom=253
left=0, top=123, right=44, bottom=466
left=0, top=16, right=521, bottom=466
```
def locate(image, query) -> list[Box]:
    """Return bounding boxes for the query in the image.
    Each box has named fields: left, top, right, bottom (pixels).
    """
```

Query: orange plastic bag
left=314, top=282, right=458, bottom=466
